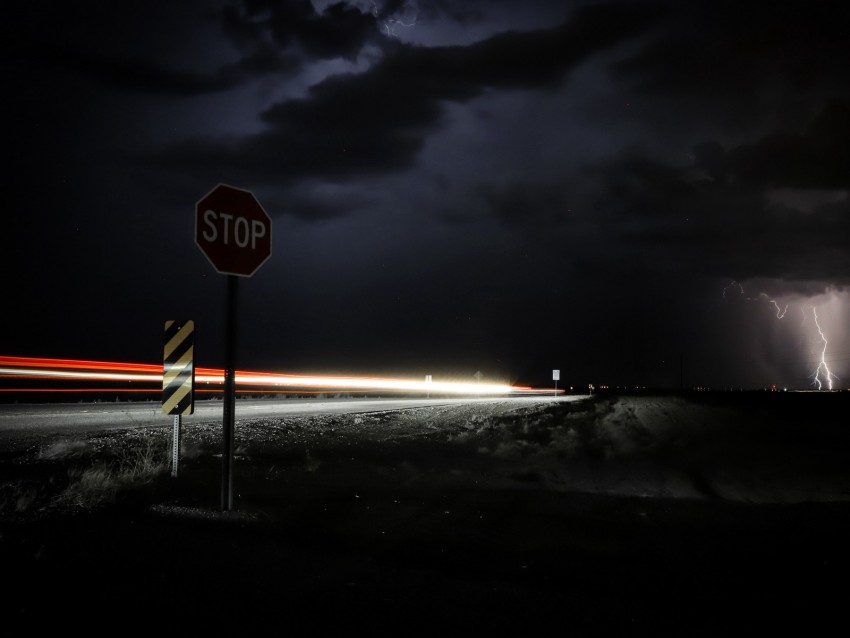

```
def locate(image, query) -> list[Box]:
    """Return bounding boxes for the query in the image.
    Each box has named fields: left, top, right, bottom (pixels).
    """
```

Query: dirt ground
left=2, top=392, right=849, bottom=636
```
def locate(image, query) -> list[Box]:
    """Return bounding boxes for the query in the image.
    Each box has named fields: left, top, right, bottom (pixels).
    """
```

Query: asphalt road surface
left=0, top=395, right=576, bottom=438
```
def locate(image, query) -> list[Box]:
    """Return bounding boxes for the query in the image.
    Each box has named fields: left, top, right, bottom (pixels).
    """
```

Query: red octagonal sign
left=195, top=183, right=272, bottom=277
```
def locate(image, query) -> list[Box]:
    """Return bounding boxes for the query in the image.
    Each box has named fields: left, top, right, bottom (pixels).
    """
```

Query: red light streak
left=0, top=356, right=558, bottom=396
left=0, top=388, right=159, bottom=393
left=0, top=356, right=163, bottom=373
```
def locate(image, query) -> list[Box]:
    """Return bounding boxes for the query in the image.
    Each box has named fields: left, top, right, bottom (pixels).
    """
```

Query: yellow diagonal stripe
left=163, top=322, right=194, bottom=362
left=163, top=348, right=194, bottom=386
left=162, top=383, right=191, bottom=415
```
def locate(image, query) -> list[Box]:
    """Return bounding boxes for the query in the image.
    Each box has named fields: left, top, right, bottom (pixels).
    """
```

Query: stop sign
left=195, top=183, right=272, bottom=277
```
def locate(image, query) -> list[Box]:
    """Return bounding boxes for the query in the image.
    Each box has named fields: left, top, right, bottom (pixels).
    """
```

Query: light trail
left=0, top=387, right=158, bottom=394
left=0, top=356, right=163, bottom=373
left=0, top=367, right=163, bottom=382
left=0, top=356, right=555, bottom=396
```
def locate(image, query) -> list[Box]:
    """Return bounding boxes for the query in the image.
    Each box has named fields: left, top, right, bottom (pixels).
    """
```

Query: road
left=0, top=395, right=572, bottom=439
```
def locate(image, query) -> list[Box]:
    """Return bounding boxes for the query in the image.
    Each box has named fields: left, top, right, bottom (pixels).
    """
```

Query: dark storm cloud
left=561, top=0, right=850, bottom=291
left=412, top=0, right=482, bottom=25
left=5, top=0, right=848, bottom=389
left=7, top=0, right=380, bottom=96
left=155, top=2, right=663, bottom=190
left=612, top=0, right=850, bottom=127
left=478, top=181, right=571, bottom=228
left=27, top=0, right=380, bottom=96
left=587, top=100, right=850, bottom=285
left=261, top=181, right=378, bottom=220
left=45, top=46, right=299, bottom=96
left=226, top=0, right=381, bottom=61
left=718, top=100, right=850, bottom=190
left=3, top=2, right=297, bottom=96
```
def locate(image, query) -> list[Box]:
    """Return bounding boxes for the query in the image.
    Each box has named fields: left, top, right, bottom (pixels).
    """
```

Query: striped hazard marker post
left=162, top=320, right=195, bottom=478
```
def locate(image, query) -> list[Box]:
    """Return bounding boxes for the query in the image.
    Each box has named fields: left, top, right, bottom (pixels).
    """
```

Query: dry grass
left=55, top=438, right=169, bottom=510
left=4, top=394, right=850, bottom=636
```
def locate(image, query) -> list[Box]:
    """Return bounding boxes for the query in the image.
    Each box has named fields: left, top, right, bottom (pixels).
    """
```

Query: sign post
left=162, top=320, right=195, bottom=478
left=221, top=276, right=238, bottom=510
left=553, top=369, right=560, bottom=396
left=195, top=184, right=272, bottom=511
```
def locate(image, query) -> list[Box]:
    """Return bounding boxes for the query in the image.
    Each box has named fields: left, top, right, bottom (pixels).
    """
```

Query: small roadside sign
left=162, top=319, right=194, bottom=478
left=162, top=320, right=195, bottom=416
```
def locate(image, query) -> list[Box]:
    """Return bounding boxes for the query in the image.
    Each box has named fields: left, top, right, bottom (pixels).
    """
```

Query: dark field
left=2, top=392, right=849, bottom=636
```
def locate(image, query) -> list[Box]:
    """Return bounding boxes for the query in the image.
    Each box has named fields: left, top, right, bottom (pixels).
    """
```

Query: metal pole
left=171, top=414, right=181, bottom=478
left=222, top=274, right=238, bottom=511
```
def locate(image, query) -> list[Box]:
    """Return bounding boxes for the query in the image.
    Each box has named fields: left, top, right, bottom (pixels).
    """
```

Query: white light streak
left=0, top=367, right=157, bottom=382
left=0, top=364, right=529, bottom=396
left=235, top=372, right=514, bottom=395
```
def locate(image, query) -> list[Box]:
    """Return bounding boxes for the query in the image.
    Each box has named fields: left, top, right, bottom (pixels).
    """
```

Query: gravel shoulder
left=2, top=393, right=849, bottom=635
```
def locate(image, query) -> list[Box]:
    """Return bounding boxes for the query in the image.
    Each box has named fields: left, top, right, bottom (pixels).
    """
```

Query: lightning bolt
left=811, top=306, right=837, bottom=391
left=723, top=282, right=787, bottom=317
left=762, top=295, right=788, bottom=319
left=722, top=280, right=744, bottom=299
left=371, top=0, right=418, bottom=38
left=722, top=281, right=837, bottom=390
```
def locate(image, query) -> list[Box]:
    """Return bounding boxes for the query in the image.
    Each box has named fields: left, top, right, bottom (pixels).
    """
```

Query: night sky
left=4, top=0, right=849, bottom=390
